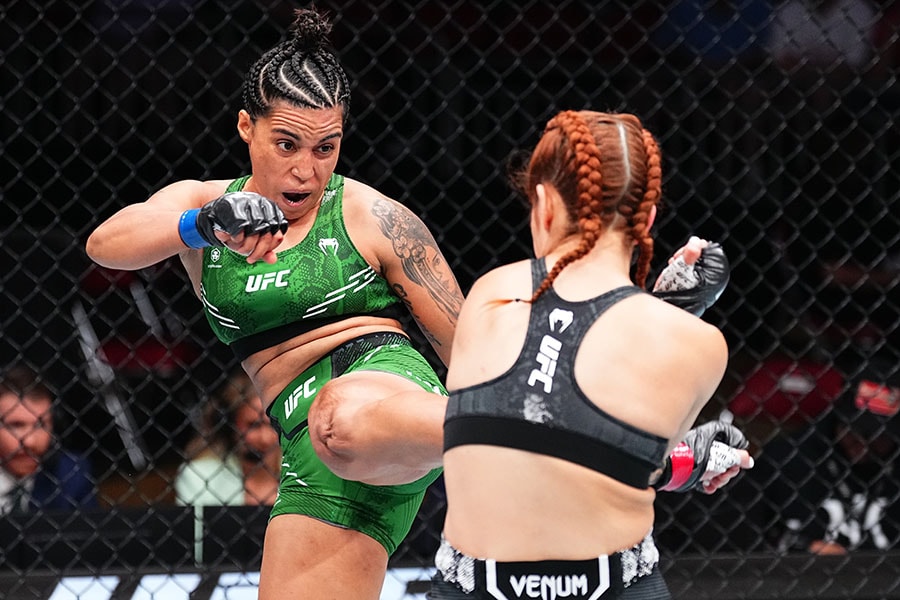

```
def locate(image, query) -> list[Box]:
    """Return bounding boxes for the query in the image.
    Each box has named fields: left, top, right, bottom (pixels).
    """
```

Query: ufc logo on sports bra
left=528, top=335, right=561, bottom=394
left=245, top=269, right=291, bottom=292
left=527, top=308, right=574, bottom=394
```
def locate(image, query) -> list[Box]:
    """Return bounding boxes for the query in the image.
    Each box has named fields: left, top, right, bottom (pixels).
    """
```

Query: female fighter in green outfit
left=87, top=8, right=462, bottom=599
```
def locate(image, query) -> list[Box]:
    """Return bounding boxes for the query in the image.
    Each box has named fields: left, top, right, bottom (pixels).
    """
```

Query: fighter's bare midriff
left=241, top=316, right=408, bottom=405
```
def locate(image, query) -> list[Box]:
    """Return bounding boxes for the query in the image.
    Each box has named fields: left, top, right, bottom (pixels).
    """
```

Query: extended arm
left=86, top=180, right=213, bottom=270
left=86, top=180, right=287, bottom=270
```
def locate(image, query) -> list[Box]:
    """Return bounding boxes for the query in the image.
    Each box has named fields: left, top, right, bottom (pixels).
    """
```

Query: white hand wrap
left=653, top=256, right=700, bottom=292
left=704, top=440, right=741, bottom=476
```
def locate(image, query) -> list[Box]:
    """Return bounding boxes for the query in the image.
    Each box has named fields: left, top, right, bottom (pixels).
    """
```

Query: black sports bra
left=443, top=259, right=668, bottom=489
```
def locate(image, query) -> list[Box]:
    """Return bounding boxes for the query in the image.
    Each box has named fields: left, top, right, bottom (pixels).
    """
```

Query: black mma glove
left=180, top=191, right=288, bottom=249
left=651, top=242, right=730, bottom=317
left=653, top=421, right=749, bottom=493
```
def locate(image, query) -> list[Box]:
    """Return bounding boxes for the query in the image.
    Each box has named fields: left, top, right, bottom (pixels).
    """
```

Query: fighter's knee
left=308, top=381, right=359, bottom=477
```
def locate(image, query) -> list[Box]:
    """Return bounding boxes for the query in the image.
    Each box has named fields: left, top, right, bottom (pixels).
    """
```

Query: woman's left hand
left=699, top=448, right=754, bottom=494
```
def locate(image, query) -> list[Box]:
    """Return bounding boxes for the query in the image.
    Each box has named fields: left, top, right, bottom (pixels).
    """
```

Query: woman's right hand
left=194, top=192, right=288, bottom=264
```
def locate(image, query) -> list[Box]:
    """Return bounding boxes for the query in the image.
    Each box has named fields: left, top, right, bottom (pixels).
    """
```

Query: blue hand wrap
left=178, top=208, right=209, bottom=249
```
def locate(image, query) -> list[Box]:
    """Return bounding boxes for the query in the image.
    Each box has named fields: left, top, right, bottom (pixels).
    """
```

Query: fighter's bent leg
left=308, top=370, right=445, bottom=485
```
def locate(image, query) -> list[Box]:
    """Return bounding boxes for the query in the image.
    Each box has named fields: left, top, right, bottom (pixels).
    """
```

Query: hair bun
left=289, top=8, right=333, bottom=51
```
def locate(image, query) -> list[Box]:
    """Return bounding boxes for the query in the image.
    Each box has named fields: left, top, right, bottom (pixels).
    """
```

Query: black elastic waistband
left=230, top=304, right=407, bottom=361
left=329, top=331, right=411, bottom=377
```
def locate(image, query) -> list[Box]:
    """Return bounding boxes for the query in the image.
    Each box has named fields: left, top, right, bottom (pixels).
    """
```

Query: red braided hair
left=512, top=110, right=662, bottom=302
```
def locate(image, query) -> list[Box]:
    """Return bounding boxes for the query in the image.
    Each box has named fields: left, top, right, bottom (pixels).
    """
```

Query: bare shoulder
left=454, top=260, right=533, bottom=338
left=341, top=177, right=463, bottom=363
left=340, top=176, right=394, bottom=210
left=465, top=260, right=533, bottom=305
left=447, top=260, right=534, bottom=389
left=146, top=179, right=231, bottom=209
left=341, top=176, right=383, bottom=199
left=341, top=177, right=420, bottom=228
left=453, top=260, right=532, bottom=348
left=637, top=295, right=729, bottom=376
left=567, top=291, right=729, bottom=438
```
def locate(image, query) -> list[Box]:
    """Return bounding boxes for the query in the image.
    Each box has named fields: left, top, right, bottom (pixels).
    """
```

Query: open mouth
left=282, top=192, right=310, bottom=205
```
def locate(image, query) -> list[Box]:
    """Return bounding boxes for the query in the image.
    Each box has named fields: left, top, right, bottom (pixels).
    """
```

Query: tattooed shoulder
left=370, top=196, right=461, bottom=325
left=371, top=196, right=435, bottom=254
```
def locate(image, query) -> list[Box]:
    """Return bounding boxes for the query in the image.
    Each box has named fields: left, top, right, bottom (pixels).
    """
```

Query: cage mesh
left=1, top=1, right=899, bottom=598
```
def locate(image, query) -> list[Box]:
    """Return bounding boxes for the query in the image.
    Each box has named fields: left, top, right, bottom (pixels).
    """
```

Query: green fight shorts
left=266, top=332, right=446, bottom=555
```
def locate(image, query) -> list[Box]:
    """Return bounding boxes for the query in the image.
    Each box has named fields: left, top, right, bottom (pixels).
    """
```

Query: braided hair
left=514, top=110, right=663, bottom=302
left=242, top=8, right=351, bottom=121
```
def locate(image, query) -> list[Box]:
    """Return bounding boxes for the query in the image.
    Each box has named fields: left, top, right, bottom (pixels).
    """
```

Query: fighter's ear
left=237, top=110, right=253, bottom=144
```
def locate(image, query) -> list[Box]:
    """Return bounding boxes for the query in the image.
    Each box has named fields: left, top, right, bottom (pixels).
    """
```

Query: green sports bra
left=200, top=174, right=404, bottom=360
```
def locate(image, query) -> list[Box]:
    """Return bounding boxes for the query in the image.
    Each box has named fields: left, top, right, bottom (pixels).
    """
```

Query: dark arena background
left=2, top=1, right=899, bottom=599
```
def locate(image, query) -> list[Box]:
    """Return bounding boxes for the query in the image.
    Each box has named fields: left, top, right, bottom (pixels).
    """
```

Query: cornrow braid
left=632, top=128, right=661, bottom=288
left=530, top=110, right=605, bottom=303
left=242, top=8, right=351, bottom=121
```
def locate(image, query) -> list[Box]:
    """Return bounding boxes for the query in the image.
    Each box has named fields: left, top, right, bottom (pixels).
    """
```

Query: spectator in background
left=742, top=359, right=900, bottom=553
left=175, top=370, right=280, bottom=507
left=0, top=365, right=97, bottom=515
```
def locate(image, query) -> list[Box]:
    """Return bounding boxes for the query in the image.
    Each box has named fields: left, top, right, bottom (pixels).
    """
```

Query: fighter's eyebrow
left=273, top=128, right=342, bottom=144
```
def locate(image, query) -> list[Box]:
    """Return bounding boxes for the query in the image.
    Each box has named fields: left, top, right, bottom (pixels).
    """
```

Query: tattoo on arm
left=391, top=282, right=440, bottom=347
left=372, top=199, right=462, bottom=331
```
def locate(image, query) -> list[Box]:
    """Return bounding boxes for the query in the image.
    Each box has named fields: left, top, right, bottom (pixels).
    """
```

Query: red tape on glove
left=659, top=442, right=694, bottom=491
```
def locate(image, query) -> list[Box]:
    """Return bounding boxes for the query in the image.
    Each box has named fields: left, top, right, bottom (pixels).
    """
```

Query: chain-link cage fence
left=1, top=0, right=898, bottom=598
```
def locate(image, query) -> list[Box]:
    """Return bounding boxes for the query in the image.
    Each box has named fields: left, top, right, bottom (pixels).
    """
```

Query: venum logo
left=548, top=308, right=574, bottom=333
left=245, top=269, right=290, bottom=292
left=319, top=238, right=339, bottom=255
left=510, top=574, right=589, bottom=599
left=485, top=557, right=611, bottom=600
